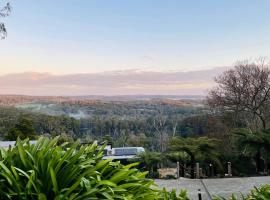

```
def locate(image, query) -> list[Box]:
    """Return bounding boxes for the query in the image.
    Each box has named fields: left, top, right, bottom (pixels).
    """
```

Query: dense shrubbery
left=136, top=137, right=223, bottom=179
left=213, top=184, right=270, bottom=200
left=0, top=137, right=189, bottom=200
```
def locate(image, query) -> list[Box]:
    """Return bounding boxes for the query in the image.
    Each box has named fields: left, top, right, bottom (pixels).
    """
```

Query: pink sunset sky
left=1, top=1, right=269, bottom=95
left=0, top=68, right=227, bottom=96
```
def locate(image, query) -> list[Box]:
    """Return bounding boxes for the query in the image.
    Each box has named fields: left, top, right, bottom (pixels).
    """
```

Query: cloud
left=0, top=67, right=228, bottom=95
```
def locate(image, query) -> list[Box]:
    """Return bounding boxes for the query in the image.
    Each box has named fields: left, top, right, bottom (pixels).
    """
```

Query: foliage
left=5, top=117, right=36, bottom=140
left=222, top=154, right=256, bottom=176
left=0, top=92, right=268, bottom=176
left=249, top=184, right=270, bottom=200
left=158, top=189, right=189, bottom=200
left=232, top=128, right=270, bottom=172
left=233, top=128, right=270, bottom=156
left=0, top=137, right=189, bottom=200
left=213, top=184, right=270, bottom=200
left=166, top=152, right=190, bottom=164
left=137, top=151, right=165, bottom=178
left=208, top=59, right=270, bottom=130
left=169, top=136, right=223, bottom=178
left=56, top=133, right=74, bottom=145
left=0, top=105, right=205, bottom=151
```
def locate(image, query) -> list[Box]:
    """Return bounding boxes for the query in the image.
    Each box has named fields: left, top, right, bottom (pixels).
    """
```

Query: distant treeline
left=0, top=101, right=227, bottom=151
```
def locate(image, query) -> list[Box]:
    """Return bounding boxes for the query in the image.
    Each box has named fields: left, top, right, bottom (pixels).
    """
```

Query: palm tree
left=169, top=136, right=222, bottom=178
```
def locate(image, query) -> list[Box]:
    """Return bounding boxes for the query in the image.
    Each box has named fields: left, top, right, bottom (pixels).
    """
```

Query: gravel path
left=155, top=176, right=270, bottom=200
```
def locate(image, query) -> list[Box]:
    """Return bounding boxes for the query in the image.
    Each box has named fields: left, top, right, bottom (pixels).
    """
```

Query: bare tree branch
left=207, top=59, right=270, bottom=130
left=0, top=2, right=11, bottom=39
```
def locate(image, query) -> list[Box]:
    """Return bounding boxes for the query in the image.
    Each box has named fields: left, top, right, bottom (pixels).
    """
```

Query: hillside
left=0, top=95, right=210, bottom=150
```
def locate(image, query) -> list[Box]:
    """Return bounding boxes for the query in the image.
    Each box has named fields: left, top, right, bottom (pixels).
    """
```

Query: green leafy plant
left=249, top=184, right=270, bottom=200
left=158, top=189, right=189, bottom=200
left=0, top=137, right=189, bottom=200
left=213, top=184, right=270, bottom=200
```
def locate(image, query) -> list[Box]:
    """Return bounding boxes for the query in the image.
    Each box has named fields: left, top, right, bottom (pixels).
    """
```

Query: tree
left=233, top=128, right=270, bottom=173
left=5, top=117, right=36, bottom=140
left=0, top=2, right=11, bottom=39
left=57, top=132, right=74, bottom=145
left=208, top=59, right=270, bottom=130
left=137, top=151, right=164, bottom=178
left=153, top=107, right=168, bottom=152
left=116, top=130, right=129, bottom=147
left=102, top=134, right=113, bottom=145
left=169, top=136, right=222, bottom=178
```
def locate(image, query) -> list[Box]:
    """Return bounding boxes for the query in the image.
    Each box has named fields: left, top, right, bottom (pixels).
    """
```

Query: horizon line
left=0, top=66, right=230, bottom=76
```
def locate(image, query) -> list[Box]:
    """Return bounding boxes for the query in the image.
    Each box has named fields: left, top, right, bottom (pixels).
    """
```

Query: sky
left=0, top=68, right=226, bottom=95
left=0, top=0, right=270, bottom=95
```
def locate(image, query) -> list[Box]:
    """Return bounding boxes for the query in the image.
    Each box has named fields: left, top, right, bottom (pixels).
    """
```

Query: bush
left=0, top=137, right=189, bottom=200
left=159, top=189, right=189, bottom=200
left=222, top=154, right=256, bottom=176
left=213, top=184, right=270, bottom=200
left=249, top=184, right=270, bottom=200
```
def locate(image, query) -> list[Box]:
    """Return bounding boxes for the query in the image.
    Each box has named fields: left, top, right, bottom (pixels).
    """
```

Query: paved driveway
left=155, top=176, right=270, bottom=200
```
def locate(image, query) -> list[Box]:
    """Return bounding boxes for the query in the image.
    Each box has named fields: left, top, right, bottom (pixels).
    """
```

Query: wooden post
left=199, top=168, right=203, bottom=178
left=209, top=163, right=214, bottom=177
left=196, top=163, right=200, bottom=179
left=228, top=162, right=232, bottom=177
left=177, top=161, right=180, bottom=178
left=184, top=163, right=186, bottom=177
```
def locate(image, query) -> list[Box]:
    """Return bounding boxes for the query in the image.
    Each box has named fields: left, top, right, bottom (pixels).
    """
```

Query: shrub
left=249, top=184, right=270, bottom=199
left=159, top=189, right=189, bottom=200
left=213, top=184, right=270, bottom=200
left=0, top=137, right=189, bottom=200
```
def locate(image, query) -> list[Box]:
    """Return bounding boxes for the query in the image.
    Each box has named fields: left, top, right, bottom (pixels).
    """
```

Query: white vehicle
left=103, top=147, right=145, bottom=160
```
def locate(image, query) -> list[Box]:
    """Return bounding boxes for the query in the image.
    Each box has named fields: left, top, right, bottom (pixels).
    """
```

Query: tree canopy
left=5, top=117, right=36, bottom=140
left=169, top=136, right=222, bottom=178
left=208, top=59, right=270, bottom=130
left=233, top=128, right=270, bottom=172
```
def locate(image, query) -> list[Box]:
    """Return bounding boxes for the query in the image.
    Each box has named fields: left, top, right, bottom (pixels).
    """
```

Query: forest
left=0, top=99, right=207, bottom=149
left=1, top=60, right=270, bottom=178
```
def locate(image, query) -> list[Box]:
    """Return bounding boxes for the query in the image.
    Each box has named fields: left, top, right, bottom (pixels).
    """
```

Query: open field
left=156, top=176, right=270, bottom=200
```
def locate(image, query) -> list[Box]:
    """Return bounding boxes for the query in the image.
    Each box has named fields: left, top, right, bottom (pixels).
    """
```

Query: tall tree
left=208, top=59, right=270, bottom=130
left=0, top=2, right=11, bottom=39
left=153, top=107, right=168, bottom=152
